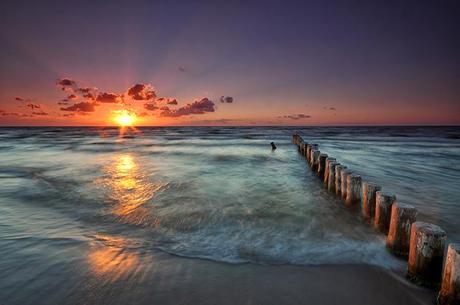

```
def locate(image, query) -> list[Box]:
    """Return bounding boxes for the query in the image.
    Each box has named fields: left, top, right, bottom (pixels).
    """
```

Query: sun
left=113, top=110, right=137, bottom=127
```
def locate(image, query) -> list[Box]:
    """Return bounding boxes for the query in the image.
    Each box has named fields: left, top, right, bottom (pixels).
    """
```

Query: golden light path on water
left=88, top=152, right=165, bottom=280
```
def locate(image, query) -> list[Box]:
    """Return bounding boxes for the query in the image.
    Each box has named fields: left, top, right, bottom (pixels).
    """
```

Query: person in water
left=271, top=142, right=277, bottom=150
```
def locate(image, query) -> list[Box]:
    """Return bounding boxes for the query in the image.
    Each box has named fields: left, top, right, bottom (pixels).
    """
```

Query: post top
left=447, top=243, right=460, bottom=254
left=376, top=191, right=396, bottom=199
left=362, top=181, right=378, bottom=186
left=394, top=202, right=416, bottom=211
left=412, top=221, right=447, bottom=236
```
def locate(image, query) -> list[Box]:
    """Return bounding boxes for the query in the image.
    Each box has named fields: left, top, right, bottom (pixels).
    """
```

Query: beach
left=0, top=126, right=458, bottom=304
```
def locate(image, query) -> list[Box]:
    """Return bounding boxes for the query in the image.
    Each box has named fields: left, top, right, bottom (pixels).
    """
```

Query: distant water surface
left=0, top=126, right=459, bottom=303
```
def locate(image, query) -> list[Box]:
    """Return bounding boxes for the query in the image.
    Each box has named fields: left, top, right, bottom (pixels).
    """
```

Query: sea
left=0, top=126, right=459, bottom=304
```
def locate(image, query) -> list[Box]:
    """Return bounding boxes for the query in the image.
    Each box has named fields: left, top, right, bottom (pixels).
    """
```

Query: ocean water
left=0, top=126, right=459, bottom=303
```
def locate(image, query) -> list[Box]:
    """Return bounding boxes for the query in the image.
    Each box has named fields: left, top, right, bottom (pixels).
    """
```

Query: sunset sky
left=0, top=0, right=459, bottom=126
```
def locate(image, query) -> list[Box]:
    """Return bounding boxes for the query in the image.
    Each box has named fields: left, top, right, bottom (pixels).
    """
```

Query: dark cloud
left=26, top=103, right=41, bottom=109
left=57, top=78, right=76, bottom=87
left=220, top=96, right=234, bottom=103
left=279, top=114, right=311, bottom=120
left=157, top=97, right=178, bottom=105
left=96, top=92, right=120, bottom=103
left=77, top=87, right=92, bottom=94
left=144, top=103, right=158, bottom=111
left=160, top=98, right=215, bottom=117
left=68, top=94, right=77, bottom=100
left=329, top=107, right=336, bottom=111
left=179, top=66, right=186, bottom=72
left=83, top=93, right=94, bottom=100
left=61, top=102, right=96, bottom=112
left=15, top=97, right=24, bottom=102
left=127, top=84, right=156, bottom=101
left=32, top=110, right=48, bottom=116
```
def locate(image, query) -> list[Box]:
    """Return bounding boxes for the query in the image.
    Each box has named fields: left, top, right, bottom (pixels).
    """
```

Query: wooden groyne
left=292, top=134, right=459, bottom=304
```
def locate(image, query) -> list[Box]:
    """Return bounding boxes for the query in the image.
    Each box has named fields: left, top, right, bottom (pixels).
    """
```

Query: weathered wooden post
left=307, top=144, right=318, bottom=166
left=361, top=182, right=382, bottom=220
left=324, top=157, right=336, bottom=185
left=345, top=174, right=361, bottom=206
left=438, top=243, right=460, bottom=305
left=335, top=165, right=347, bottom=196
left=327, top=162, right=338, bottom=192
left=374, top=191, right=396, bottom=234
left=408, top=222, right=447, bottom=285
left=386, top=202, right=417, bottom=256
left=311, top=149, right=320, bottom=171
left=300, top=142, right=307, bottom=156
left=317, top=153, right=328, bottom=179
left=341, top=169, right=352, bottom=200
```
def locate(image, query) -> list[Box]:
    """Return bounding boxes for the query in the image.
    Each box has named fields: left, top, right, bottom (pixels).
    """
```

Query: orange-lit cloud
left=159, top=98, right=215, bottom=117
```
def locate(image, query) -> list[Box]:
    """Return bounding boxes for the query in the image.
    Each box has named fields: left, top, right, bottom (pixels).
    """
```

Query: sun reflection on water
left=87, top=234, right=141, bottom=282
left=99, top=153, right=164, bottom=217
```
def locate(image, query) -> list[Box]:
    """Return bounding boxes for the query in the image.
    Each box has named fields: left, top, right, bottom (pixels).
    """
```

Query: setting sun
left=113, top=110, right=137, bottom=127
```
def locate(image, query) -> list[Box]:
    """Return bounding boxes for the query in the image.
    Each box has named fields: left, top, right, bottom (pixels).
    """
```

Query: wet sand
left=69, top=253, right=435, bottom=305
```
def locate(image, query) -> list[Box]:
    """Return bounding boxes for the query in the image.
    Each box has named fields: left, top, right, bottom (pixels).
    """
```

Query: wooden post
left=345, top=174, right=361, bottom=206
left=341, top=169, right=352, bottom=200
left=386, top=202, right=417, bottom=256
left=311, top=149, right=320, bottom=171
left=335, top=165, right=347, bottom=196
left=374, top=191, right=396, bottom=234
left=300, top=142, right=307, bottom=155
left=408, top=222, right=447, bottom=286
left=317, top=153, right=328, bottom=179
left=327, top=162, right=338, bottom=192
left=324, top=157, right=336, bottom=185
left=307, top=144, right=318, bottom=166
left=361, top=182, right=382, bottom=220
left=438, top=243, right=460, bottom=305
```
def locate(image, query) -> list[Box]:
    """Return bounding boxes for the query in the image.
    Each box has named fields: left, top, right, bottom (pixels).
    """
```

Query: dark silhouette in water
left=271, top=142, right=277, bottom=150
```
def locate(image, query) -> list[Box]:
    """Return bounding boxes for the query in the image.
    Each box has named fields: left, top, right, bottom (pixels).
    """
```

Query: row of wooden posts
left=292, top=134, right=459, bottom=305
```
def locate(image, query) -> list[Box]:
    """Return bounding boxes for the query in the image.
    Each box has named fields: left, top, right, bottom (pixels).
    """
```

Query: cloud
left=329, top=107, right=336, bottom=111
left=83, top=93, right=94, bottom=100
left=26, top=103, right=41, bottom=109
left=127, top=84, right=156, bottom=101
left=157, top=97, right=178, bottom=105
left=15, top=97, right=24, bottom=102
left=278, top=114, right=311, bottom=120
left=68, top=94, right=77, bottom=100
left=179, top=66, right=186, bottom=72
left=220, top=96, right=234, bottom=103
left=57, top=78, right=76, bottom=87
left=77, top=87, right=92, bottom=94
left=96, top=92, right=120, bottom=103
left=0, top=109, right=32, bottom=117
left=160, top=98, right=215, bottom=117
left=144, top=103, right=158, bottom=111
left=61, top=102, right=96, bottom=112
left=58, top=101, right=69, bottom=105
left=32, top=110, right=48, bottom=116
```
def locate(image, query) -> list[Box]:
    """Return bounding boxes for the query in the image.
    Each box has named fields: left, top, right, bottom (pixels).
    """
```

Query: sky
left=0, top=0, right=459, bottom=126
